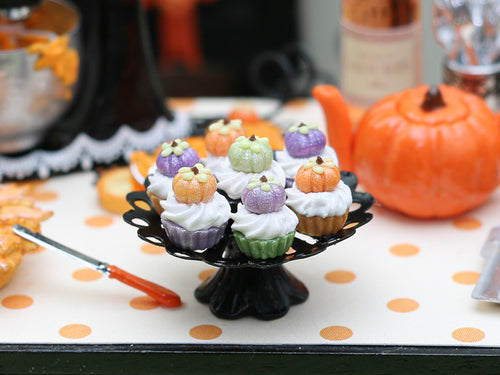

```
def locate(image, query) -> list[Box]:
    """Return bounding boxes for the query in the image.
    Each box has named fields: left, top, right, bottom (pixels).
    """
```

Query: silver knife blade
left=12, top=225, right=109, bottom=274
left=480, top=226, right=500, bottom=258
left=472, top=226, right=500, bottom=302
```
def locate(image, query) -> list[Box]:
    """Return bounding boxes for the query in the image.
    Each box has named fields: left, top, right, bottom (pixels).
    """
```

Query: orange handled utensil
left=12, top=225, right=181, bottom=308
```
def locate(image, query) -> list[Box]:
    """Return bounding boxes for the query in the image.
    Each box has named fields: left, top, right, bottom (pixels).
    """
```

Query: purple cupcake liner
left=161, top=218, right=228, bottom=250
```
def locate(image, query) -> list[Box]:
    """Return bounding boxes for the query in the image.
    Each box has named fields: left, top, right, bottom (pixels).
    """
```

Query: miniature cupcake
left=231, top=175, right=298, bottom=259
left=275, top=122, right=338, bottom=187
left=202, top=119, right=245, bottom=178
left=216, top=135, right=286, bottom=202
left=160, top=163, right=231, bottom=250
left=146, top=139, right=199, bottom=213
left=285, top=156, right=352, bottom=237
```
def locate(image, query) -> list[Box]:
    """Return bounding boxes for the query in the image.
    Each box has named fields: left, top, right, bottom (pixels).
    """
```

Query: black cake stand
left=123, top=172, right=374, bottom=320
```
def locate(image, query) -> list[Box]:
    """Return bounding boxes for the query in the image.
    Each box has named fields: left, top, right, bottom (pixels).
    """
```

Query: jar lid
left=342, top=0, right=420, bottom=28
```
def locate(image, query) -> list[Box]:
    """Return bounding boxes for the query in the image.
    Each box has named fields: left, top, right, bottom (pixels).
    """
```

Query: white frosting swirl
left=147, top=169, right=173, bottom=199
left=147, top=164, right=157, bottom=175
left=216, top=160, right=286, bottom=199
left=285, top=180, right=352, bottom=218
left=231, top=204, right=298, bottom=240
left=160, top=192, right=231, bottom=231
left=275, top=146, right=339, bottom=179
left=202, top=153, right=231, bottom=179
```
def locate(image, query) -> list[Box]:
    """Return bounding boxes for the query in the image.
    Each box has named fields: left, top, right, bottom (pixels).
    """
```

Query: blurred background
left=146, top=0, right=442, bottom=97
left=0, top=0, right=448, bottom=157
left=298, top=0, right=442, bottom=86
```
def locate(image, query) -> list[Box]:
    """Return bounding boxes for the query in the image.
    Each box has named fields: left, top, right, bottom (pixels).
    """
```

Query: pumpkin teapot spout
left=311, top=85, right=353, bottom=171
left=313, top=83, right=500, bottom=219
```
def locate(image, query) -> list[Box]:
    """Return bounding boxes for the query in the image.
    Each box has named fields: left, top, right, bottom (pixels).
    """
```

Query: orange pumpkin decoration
left=172, top=163, right=217, bottom=204
left=205, top=119, right=245, bottom=156
left=295, top=156, right=341, bottom=193
left=313, top=84, right=500, bottom=218
left=228, top=105, right=285, bottom=150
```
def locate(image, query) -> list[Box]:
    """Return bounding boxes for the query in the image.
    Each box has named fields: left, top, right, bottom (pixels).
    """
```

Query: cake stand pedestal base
left=195, top=266, right=308, bottom=320
left=124, top=172, right=374, bottom=320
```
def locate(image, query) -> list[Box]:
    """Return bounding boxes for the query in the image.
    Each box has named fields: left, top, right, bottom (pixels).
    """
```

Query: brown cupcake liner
left=290, top=208, right=349, bottom=237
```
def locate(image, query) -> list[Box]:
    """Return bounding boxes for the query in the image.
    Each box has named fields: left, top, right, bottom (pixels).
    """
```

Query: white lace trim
left=0, top=113, right=191, bottom=180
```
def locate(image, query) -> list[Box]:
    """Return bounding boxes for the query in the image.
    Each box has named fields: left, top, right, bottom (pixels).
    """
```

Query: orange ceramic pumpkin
left=172, top=163, right=217, bottom=204
left=205, top=119, right=245, bottom=156
left=352, top=85, right=500, bottom=218
left=295, top=156, right=340, bottom=193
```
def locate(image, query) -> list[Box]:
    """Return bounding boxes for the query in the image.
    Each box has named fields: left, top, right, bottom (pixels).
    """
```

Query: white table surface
left=1, top=98, right=499, bottom=347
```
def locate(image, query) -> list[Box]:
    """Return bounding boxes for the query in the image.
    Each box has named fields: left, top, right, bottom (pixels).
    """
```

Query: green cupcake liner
left=233, top=231, right=295, bottom=259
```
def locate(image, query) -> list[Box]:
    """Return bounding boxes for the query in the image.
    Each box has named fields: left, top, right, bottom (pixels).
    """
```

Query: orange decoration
left=452, top=271, right=480, bottom=285
left=0, top=183, right=52, bottom=289
left=129, top=150, right=156, bottom=190
left=228, top=105, right=261, bottom=123
left=172, top=164, right=217, bottom=204
left=129, top=296, right=160, bottom=310
left=452, top=327, right=485, bottom=343
left=228, top=105, right=285, bottom=150
left=85, top=215, right=114, bottom=227
left=72, top=268, right=102, bottom=282
left=96, top=167, right=137, bottom=215
left=59, top=324, right=92, bottom=339
left=1, top=294, right=34, bottom=309
left=141, top=0, right=214, bottom=71
left=311, top=85, right=353, bottom=171
left=0, top=32, right=49, bottom=50
left=28, top=35, right=79, bottom=93
left=313, top=84, right=500, bottom=219
left=205, top=120, right=245, bottom=156
left=0, top=32, right=15, bottom=50
left=452, top=217, right=482, bottom=230
left=295, top=156, right=341, bottom=193
left=320, top=325, right=353, bottom=341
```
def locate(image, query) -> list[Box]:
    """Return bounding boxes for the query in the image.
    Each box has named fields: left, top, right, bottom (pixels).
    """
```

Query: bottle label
left=340, top=21, right=422, bottom=107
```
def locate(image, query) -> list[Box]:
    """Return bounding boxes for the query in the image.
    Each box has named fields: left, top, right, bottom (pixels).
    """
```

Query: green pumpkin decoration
left=228, top=135, right=273, bottom=173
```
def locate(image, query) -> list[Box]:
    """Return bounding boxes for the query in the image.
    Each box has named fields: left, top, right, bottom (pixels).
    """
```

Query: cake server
left=12, top=225, right=181, bottom=308
left=472, top=226, right=500, bottom=303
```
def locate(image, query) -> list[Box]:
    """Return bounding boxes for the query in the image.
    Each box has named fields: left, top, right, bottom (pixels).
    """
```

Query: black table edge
left=1, top=343, right=499, bottom=374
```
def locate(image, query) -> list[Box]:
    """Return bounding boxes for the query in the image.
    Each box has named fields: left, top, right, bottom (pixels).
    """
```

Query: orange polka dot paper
left=1, top=100, right=500, bottom=348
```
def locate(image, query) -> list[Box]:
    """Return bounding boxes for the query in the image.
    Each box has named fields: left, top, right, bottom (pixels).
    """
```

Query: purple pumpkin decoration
left=241, top=175, right=286, bottom=214
left=156, top=139, right=200, bottom=177
left=284, top=122, right=326, bottom=158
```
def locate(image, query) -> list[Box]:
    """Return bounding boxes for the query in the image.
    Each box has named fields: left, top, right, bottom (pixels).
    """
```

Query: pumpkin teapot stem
left=311, top=85, right=353, bottom=171
left=421, top=85, right=446, bottom=112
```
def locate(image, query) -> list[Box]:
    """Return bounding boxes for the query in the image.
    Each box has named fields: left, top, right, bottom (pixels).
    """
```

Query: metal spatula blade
left=472, top=226, right=500, bottom=302
left=12, top=225, right=182, bottom=308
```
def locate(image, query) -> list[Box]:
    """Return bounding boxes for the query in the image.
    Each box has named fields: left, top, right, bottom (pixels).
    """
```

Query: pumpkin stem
left=260, top=175, right=268, bottom=183
left=316, top=156, right=324, bottom=165
left=249, top=135, right=256, bottom=141
left=171, top=140, right=178, bottom=147
left=421, top=85, right=446, bottom=112
left=191, top=166, right=199, bottom=174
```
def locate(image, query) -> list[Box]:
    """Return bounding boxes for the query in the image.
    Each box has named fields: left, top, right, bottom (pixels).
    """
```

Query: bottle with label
left=340, top=0, right=422, bottom=108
